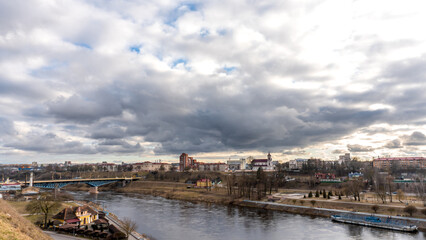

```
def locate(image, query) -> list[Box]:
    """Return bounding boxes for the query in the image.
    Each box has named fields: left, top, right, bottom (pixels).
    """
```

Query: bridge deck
left=19, top=177, right=141, bottom=184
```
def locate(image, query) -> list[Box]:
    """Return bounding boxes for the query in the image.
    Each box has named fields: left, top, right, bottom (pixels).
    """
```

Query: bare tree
left=122, top=217, right=137, bottom=239
left=396, top=189, right=405, bottom=203
left=26, top=193, right=61, bottom=228
left=371, top=205, right=379, bottom=213
left=404, top=205, right=417, bottom=217
left=373, top=172, right=387, bottom=203
left=413, top=175, right=426, bottom=207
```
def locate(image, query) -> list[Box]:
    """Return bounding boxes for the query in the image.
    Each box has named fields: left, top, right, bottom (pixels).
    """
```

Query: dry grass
left=6, top=200, right=78, bottom=224
left=0, top=199, right=53, bottom=240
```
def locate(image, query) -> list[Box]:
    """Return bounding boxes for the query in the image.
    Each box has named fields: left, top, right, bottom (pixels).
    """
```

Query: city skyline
left=1, top=1, right=426, bottom=164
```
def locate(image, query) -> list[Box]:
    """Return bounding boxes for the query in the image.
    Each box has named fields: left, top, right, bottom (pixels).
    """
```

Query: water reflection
left=69, top=191, right=423, bottom=240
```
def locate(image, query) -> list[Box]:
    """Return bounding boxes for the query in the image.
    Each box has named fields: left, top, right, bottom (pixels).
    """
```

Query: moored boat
left=331, top=214, right=418, bottom=232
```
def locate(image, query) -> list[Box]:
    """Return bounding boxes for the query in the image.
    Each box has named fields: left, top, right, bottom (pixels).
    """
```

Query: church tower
left=267, top=152, right=272, bottom=167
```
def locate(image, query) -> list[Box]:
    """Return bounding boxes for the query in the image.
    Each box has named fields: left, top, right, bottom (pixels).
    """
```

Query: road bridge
left=21, top=177, right=141, bottom=191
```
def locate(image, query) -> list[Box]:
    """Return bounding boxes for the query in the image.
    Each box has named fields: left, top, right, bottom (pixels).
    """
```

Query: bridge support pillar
left=89, top=186, right=99, bottom=194
left=122, top=181, right=126, bottom=187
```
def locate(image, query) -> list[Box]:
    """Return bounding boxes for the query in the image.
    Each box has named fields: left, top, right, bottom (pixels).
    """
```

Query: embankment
left=112, top=180, right=426, bottom=232
left=0, top=199, right=53, bottom=240
left=237, top=200, right=426, bottom=231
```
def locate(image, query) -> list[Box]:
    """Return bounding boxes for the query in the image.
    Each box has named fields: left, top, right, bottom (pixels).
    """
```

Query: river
left=69, top=191, right=425, bottom=240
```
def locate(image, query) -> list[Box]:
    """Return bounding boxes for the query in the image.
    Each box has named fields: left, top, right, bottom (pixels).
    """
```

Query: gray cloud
left=402, top=131, right=426, bottom=146
left=383, top=139, right=403, bottom=149
left=347, top=144, right=374, bottom=152
left=282, top=149, right=306, bottom=155
left=0, top=118, right=14, bottom=136
left=4, top=133, right=95, bottom=154
left=47, top=92, right=123, bottom=124
left=332, top=149, right=346, bottom=154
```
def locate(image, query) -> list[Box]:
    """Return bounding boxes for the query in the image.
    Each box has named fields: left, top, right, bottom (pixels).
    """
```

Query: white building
left=227, top=158, right=247, bottom=171
left=289, top=159, right=308, bottom=170
left=251, top=153, right=274, bottom=171
left=338, top=153, right=351, bottom=164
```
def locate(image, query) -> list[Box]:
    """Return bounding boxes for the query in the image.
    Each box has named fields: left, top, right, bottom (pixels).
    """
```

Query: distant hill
left=0, top=199, right=53, bottom=240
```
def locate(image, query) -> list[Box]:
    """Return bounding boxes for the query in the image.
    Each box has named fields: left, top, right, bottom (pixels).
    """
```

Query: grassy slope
left=0, top=199, right=53, bottom=240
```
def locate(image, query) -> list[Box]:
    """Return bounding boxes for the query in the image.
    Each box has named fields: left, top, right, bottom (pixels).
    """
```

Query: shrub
left=310, top=200, right=316, bottom=207
left=371, top=205, right=379, bottom=213
left=308, top=191, right=313, bottom=198
left=323, top=190, right=327, bottom=198
left=404, top=205, right=417, bottom=217
left=315, top=190, right=319, bottom=198
left=421, top=208, right=426, bottom=216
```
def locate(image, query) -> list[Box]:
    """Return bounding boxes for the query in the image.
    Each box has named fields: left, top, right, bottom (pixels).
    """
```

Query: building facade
left=133, top=161, right=172, bottom=172
left=53, top=205, right=98, bottom=225
left=198, top=163, right=227, bottom=171
left=373, top=157, right=426, bottom=169
left=289, top=159, right=307, bottom=170
left=179, top=153, right=198, bottom=171
left=227, top=158, right=247, bottom=171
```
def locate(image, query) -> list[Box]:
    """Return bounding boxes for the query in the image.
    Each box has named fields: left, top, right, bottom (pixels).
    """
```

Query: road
left=43, top=231, right=86, bottom=240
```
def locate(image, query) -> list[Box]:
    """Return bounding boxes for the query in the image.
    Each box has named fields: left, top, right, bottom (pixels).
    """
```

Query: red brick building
left=179, top=153, right=198, bottom=171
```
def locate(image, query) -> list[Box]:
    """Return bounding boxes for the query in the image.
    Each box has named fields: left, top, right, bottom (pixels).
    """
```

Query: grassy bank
left=0, top=199, right=53, bottom=240
left=118, top=181, right=234, bottom=204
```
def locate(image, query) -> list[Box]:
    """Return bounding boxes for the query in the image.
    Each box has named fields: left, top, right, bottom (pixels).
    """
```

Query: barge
left=331, top=214, right=418, bottom=232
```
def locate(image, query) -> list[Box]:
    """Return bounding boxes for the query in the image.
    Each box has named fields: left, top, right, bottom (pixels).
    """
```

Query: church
left=251, top=153, right=274, bottom=171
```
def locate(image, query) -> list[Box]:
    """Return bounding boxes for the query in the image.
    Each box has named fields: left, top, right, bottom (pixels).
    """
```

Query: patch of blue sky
left=172, top=58, right=188, bottom=68
left=130, top=45, right=142, bottom=54
left=30, top=61, right=68, bottom=77
left=223, top=66, right=237, bottom=73
left=164, top=3, right=198, bottom=26
left=73, top=42, right=92, bottom=49
left=216, top=29, right=228, bottom=36
left=200, top=28, right=209, bottom=38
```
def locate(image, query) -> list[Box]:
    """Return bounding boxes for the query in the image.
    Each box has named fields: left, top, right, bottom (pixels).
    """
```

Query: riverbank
left=111, top=180, right=426, bottom=231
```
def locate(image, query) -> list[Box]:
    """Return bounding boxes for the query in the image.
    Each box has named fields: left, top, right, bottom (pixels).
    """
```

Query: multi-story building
left=373, top=157, right=426, bottom=169
left=227, top=158, right=247, bottom=171
left=132, top=161, right=172, bottom=172
left=289, top=159, right=307, bottom=170
left=179, top=153, right=198, bottom=171
left=338, top=153, right=351, bottom=164
left=198, top=162, right=227, bottom=171
left=98, top=162, right=117, bottom=172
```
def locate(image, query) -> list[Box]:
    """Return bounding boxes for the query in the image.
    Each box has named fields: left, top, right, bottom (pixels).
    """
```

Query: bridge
left=22, top=177, right=141, bottom=190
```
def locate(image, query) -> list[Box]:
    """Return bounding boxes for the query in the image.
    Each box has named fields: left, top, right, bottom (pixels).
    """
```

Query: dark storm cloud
left=347, top=144, right=374, bottom=152
left=96, top=139, right=143, bottom=154
left=4, top=133, right=95, bottom=154
left=47, top=92, right=123, bottom=124
left=89, top=121, right=126, bottom=139
left=282, top=149, right=306, bottom=155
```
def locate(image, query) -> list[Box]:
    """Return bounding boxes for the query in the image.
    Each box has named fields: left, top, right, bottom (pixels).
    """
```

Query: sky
left=1, top=0, right=426, bottom=164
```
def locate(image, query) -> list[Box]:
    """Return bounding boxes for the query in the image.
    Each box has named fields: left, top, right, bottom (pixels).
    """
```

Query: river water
left=70, top=191, right=425, bottom=240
